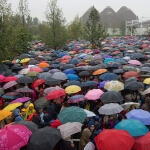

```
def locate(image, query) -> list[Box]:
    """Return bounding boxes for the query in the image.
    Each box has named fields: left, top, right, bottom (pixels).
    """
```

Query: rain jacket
left=13, top=109, right=23, bottom=121
left=26, top=103, right=35, bottom=117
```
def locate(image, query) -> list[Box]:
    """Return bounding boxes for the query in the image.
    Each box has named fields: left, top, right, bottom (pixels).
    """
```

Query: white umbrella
left=18, top=68, right=30, bottom=75
left=57, top=122, right=82, bottom=139
left=84, top=109, right=96, bottom=117
left=143, top=87, right=150, bottom=95
left=121, top=102, right=140, bottom=110
left=84, top=142, right=95, bottom=150
left=98, top=103, right=123, bottom=115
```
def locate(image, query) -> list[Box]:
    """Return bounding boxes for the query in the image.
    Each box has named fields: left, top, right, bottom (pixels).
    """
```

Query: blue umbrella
left=115, top=119, right=149, bottom=137
left=58, top=52, right=68, bottom=58
left=126, top=109, right=150, bottom=125
left=67, top=74, right=79, bottom=81
left=104, top=58, right=115, bottom=64
left=100, top=73, right=118, bottom=81
left=68, top=95, right=85, bottom=103
left=81, top=81, right=98, bottom=87
left=63, top=69, right=76, bottom=75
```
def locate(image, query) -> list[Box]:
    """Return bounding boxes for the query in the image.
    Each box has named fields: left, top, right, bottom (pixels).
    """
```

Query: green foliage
left=83, top=7, right=107, bottom=48
left=119, top=21, right=126, bottom=35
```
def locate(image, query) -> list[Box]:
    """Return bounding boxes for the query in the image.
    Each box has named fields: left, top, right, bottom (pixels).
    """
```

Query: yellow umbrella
left=143, top=78, right=150, bottom=84
left=65, top=85, right=81, bottom=94
left=3, top=102, right=22, bottom=111
left=0, top=110, right=12, bottom=121
left=20, top=58, right=30, bottom=64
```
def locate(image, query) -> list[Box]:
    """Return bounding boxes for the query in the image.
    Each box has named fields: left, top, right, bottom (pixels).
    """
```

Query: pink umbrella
left=30, top=67, right=43, bottom=73
left=10, top=97, right=31, bottom=104
left=0, top=124, right=32, bottom=150
left=3, top=81, right=18, bottom=90
left=62, top=55, right=72, bottom=60
left=85, top=89, right=104, bottom=100
left=128, top=60, right=141, bottom=66
left=44, top=86, right=64, bottom=95
left=0, top=74, right=6, bottom=82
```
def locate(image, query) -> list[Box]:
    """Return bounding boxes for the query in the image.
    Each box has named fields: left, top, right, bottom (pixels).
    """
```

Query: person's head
left=103, top=116, right=109, bottom=123
left=21, top=108, right=26, bottom=116
left=137, top=95, right=141, bottom=100
left=88, top=120, right=95, bottom=132
left=35, top=106, right=43, bottom=114
left=109, top=116, right=114, bottom=121
left=118, top=114, right=123, bottom=122
left=54, top=98, right=61, bottom=104
left=28, top=103, right=34, bottom=111
left=63, top=101, right=69, bottom=107
left=43, top=114, right=50, bottom=123
left=104, top=121, right=111, bottom=129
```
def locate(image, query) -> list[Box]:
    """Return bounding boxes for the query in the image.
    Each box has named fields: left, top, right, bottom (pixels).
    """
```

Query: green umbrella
left=58, top=106, right=87, bottom=124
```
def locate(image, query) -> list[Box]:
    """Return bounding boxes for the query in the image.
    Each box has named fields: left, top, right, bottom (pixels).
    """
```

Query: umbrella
left=10, top=97, right=31, bottom=104
left=125, top=81, right=144, bottom=90
left=63, top=69, right=76, bottom=75
left=3, top=81, right=18, bottom=90
left=128, top=60, right=142, bottom=66
left=38, top=62, right=50, bottom=68
left=84, top=109, right=96, bottom=117
left=123, top=66, right=137, bottom=72
left=132, top=132, right=150, bottom=150
left=46, top=89, right=66, bottom=100
left=31, top=79, right=45, bottom=88
left=19, top=68, right=30, bottom=75
left=30, top=67, right=43, bottom=73
left=85, top=89, right=104, bottom=100
left=115, top=119, right=149, bottom=137
left=45, top=78, right=61, bottom=86
left=58, top=122, right=82, bottom=139
left=27, top=127, right=61, bottom=150
left=68, top=95, right=85, bottom=103
left=2, top=76, right=18, bottom=82
left=94, top=129, right=135, bottom=150
left=3, top=102, right=22, bottom=111
left=79, top=71, right=91, bottom=76
left=104, top=81, right=124, bottom=92
left=113, top=69, right=124, bottom=74
left=49, top=69, right=61, bottom=74
left=92, top=69, right=107, bottom=75
left=100, top=73, right=118, bottom=81
left=58, top=106, right=87, bottom=124
left=125, top=77, right=138, bottom=84
left=98, top=103, right=123, bottom=115
left=14, top=121, right=38, bottom=133
left=65, top=85, right=81, bottom=94
left=0, top=124, right=32, bottom=150
left=67, top=74, right=79, bottom=80
left=126, top=109, right=150, bottom=125
left=38, top=72, right=52, bottom=80
left=51, top=72, right=68, bottom=81
left=100, top=91, right=124, bottom=103
left=64, top=80, right=81, bottom=87
left=68, top=58, right=81, bottom=65
left=0, top=110, right=12, bottom=121
left=123, top=71, right=139, bottom=79
left=20, top=58, right=30, bottom=64
left=107, top=62, right=121, bottom=68
left=143, top=87, right=150, bottom=95
left=143, top=78, right=150, bottom=84
left=26, top=71, right=39, bottom=77
left=81, top=81, right=98, bottom=87
left=34, top=97, right=49, bottom=109
left=16, top=87, right=34, bottom=93
left=17, top=76, right=33, bottom=84
left=84, top=142, right=95, bottom=150
left=121, top=102, right=140, bottom=110
left=99, top=81, right=109, bottom=88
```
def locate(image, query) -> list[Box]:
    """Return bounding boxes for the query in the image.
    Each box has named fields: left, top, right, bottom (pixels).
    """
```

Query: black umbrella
left=113, top=69, right=124, bottom=74
left=64, top=81, right=81, bottom=87
left=100, top=91, right=124, bottom=103
left=125, top=77, right=138, bottom=84
left=125, top=81, right=144, bottom=90
left=45, top=78, right=61, bottom=85
left=107, top=62, right=121, bottom=68
left=60, top=64, right=75, bottom=70
left=27, top=127, right=61, bottom=150
left=29, top=60, right=39, bottom=65
left=11, top=65, right=23, bottom=71
left=17, top=76, right=33, bottom=84
left=14, top=121, right=38, bottom=133
left=34, top=97, right=49, bottom=109
left=79, top=71, right=91, bottom=77
left=81, top=81, right=98, bottom=87
left=38, top=72, right=52, bottom=80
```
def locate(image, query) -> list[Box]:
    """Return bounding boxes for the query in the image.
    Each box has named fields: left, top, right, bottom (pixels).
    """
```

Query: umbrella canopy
left=126, top=109, right=150, bottom=125
left=121, top=102, right=140, bottom=110
left=104, top=81, right=124, bottom=92
left=2, top=76, right=18, bottom=82
left=115, top=119, right=149, bottom=137
left=64, top=80, right=81, bottom=87
left=132, top=132, right=150, bottom=150
left=94, top=129, right=135, bottom=150
left=85, top=89, right=104, bottom=100
left=98, top=103, right=123, bottom=115
left=31, top=79, right=45, bottom=88
left=58, top=106, right=87, bottom=124
left=38, top=62, right=50, bottom=68
left=92, top=69, right=107, bottom=75
left=16, top=87, right=34, bottom=93
left=10, top=97, right=31, bottom=104
left=125, top=77, right=138, bottom=84
left=26, top=71, right=39, bottom=77
left=3, top=81, right=18, bottom=90
left=27, top=127, right=61, bottom=150
left=67, top=74, right=79, bottom=81
left=63, top=69, right=76, bottom=75
left=65, top=85, right=81, bottom=94
left=14, top=121, right=38, bottom=133
left=46, top=89, right=66, bottom=100
left=125, top=81, right=144, bottom=90
left=58, top=122, right=82, bottom=139
left=123, top=71, right=139, bottom=79
left=100, top=91, right=124, bottom=103
left=79, top=71, right=91, bottom=77
left=17, top=76, right=33, bottom=84
left=20, top=58, right=30, bottom=63
left=128, top=60, right=142, bottom=66
left=68, top=95, right=85, bottom=103
left=84, top=109, right=96, bottom=117
left=19, top=68, right=30, bottom=75
left=38, top=72, right=52, bottom=80
left=143, top=78, right=150, bottom=84
left=100, top=73, right=118, bottom=81
left=34, top=97, right=49, bottom=109
left=81, top=81, right=98, bottom=87
left=0, top=124, right=32, bottom=150
left=30, top=67, right=43, bottom=73
left=51, top=72, right=68, bottom=81
left=99, top=81, right=109, bottom=88
left=45, top=78, right=62, bottom=86
left=0, top=110, right=12, bottom=121
left=3, top=102, right=22, bottom=111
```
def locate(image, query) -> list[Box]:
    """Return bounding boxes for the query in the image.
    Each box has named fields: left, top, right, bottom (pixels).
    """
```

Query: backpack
left=26, top=113, right=40, bottom=121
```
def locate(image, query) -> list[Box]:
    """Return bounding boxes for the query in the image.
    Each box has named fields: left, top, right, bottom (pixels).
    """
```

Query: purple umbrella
left=16, top=88, right=34, bottom=93
left=10, top=97, right=31, bottom=104
left=99, top=81, right=109, bottom=88
left=3, top=81, right=18, bottom=90
left=103, top=55, right=112, bottom=58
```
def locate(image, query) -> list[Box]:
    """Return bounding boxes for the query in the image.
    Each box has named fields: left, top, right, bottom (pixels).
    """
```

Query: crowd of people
left=0, top=36, right=150, bottom=150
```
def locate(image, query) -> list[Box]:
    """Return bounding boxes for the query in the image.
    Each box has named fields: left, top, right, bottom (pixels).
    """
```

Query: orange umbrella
left=92, top=69, right=107, bottom=75
left=0, top=110, right=12, bottom=121
left=76, top=62, right=88, bottom=67
left=123, top=71, right=140, bottom=79
left=38, top=62, right=50, bottom=68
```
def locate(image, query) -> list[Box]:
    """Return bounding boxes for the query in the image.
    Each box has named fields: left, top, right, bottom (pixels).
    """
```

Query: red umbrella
left=123, top=71, right=139, bottom=79
left=46, top=90, right=66, bottom=100
left=2, top=76, right=18, bottom=82
left=132, top=132, right=150, bottom=150
left=31, top=79, right=45, bottom=88
left=95, top=129, right=135, bottom=150
left=0, top=74, right=6, bottom=82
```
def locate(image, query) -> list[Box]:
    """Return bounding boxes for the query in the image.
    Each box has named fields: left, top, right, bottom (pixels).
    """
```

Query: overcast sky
left=7, top=0, right=150, bottom=23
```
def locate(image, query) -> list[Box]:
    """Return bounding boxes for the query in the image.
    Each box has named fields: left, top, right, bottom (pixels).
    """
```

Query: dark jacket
left=32, top=113, right=41, bottom=127
left=60, top=140, right=76, bottom=150
left=48, top=101, right=57, bottom=121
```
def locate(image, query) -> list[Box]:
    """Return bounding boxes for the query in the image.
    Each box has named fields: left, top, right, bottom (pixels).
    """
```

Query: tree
left=83, top=7, right=107, bottom=48
left=67, top=15, right=83, bottom=40
left=33, top=17, right=39, bottom=25
left=119, top=21, right=126, bottom=35
left=45, top=0, right=67, bottom=50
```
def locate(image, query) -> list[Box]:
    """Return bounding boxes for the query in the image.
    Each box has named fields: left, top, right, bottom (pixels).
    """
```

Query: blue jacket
left=13, top=109, right=23, bottom=121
